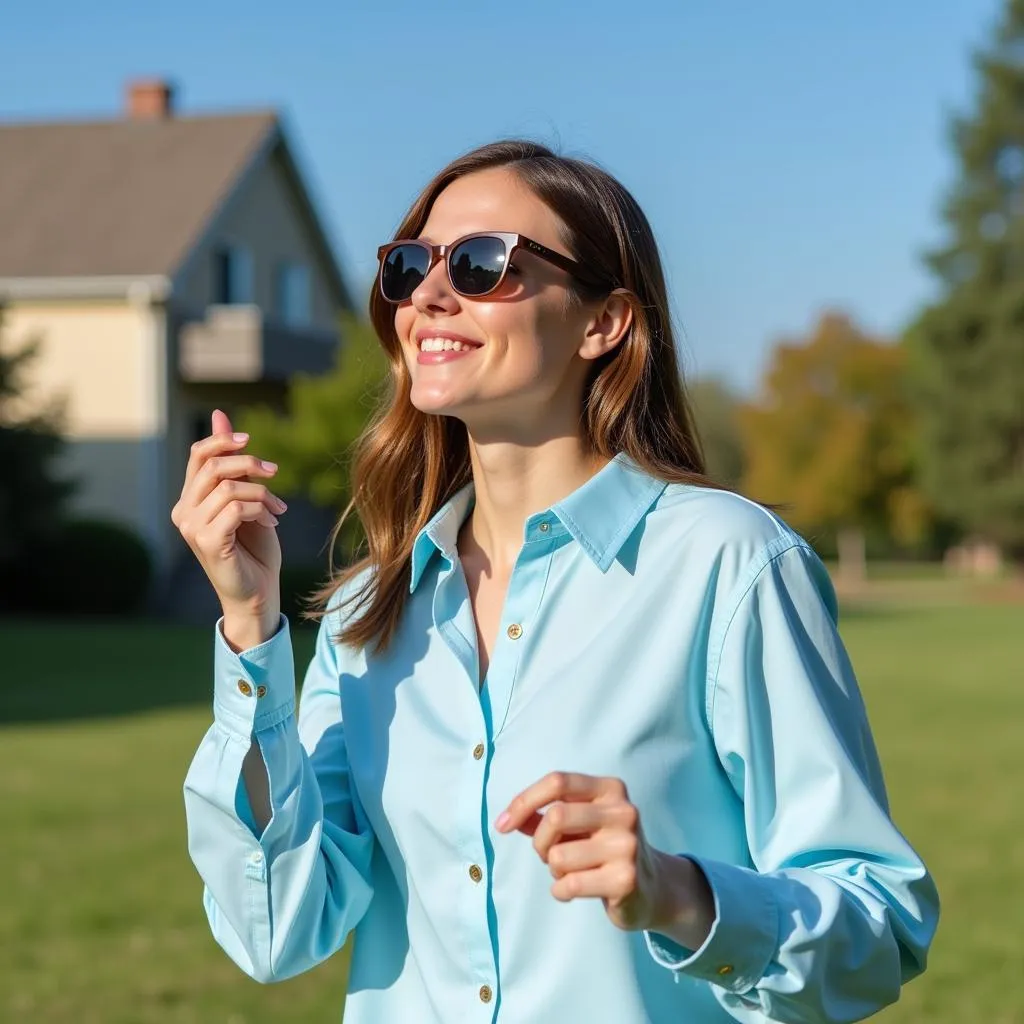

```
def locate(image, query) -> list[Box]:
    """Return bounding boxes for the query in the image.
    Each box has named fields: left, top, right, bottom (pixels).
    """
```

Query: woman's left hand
left=495, top=771, right=708, bottom=935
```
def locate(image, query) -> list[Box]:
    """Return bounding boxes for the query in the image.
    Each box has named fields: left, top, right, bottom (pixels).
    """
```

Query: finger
left=546, top=837, right=606, bottom=878
left=532, top=802, right=610, bottom=861
left=212, top=408, right=233, bottom=436
left=182, top=430, right=251, bottom=491
left=496, top=772, right=604, bottom=834
left=194, top=499, right=279, bottom=553
left=550, top=862, right=636, bottom=903
left=182, top=454, right=280, bottom=511
left=193, top=479, right=287, bottom=530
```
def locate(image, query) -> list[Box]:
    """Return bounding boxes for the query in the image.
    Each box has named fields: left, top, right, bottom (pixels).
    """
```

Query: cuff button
left=237, top=680, right=253, bottom=697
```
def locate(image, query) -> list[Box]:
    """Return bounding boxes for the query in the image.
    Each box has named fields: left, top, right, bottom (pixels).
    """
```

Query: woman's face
left=393, top=167, right=621, bottom=441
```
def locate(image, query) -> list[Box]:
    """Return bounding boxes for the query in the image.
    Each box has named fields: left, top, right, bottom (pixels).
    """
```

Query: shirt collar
left=409, top=452, right=668, bottom=594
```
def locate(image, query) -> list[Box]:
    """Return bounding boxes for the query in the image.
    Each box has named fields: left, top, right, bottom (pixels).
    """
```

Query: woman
left=177, top=140, right=938, bottom=1023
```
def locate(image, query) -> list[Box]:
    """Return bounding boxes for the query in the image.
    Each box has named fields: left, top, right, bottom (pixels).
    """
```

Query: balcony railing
left=178, top=304, right=337, bottom=382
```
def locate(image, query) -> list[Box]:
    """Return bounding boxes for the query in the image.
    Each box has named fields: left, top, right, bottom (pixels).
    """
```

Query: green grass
left=1, top=602, right=1021, bottom=1023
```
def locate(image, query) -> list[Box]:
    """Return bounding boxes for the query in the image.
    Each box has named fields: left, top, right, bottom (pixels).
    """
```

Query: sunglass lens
left=381, top=244, right=430, bottom=302
left=450, top=236, right=507, bottom=295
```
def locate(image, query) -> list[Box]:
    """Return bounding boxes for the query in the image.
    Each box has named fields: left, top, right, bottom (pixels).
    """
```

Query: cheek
left=393, top=307, right=418, bottom=370
left=394, top=306, right=415, bottom=345
left=475, top=296, right=569, bottom=365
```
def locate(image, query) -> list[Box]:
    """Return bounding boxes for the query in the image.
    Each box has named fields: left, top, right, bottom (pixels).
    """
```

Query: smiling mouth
left=417, top=337, right=482, bottom=352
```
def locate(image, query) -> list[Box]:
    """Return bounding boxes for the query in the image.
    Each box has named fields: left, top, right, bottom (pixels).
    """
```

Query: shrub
left=27, top=518, right=153, bottom=615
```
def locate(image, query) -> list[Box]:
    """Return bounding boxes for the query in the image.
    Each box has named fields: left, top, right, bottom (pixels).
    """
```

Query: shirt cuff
left=213, top=613, right=295, bottom=740
left=644, top=855, right=779, bottom=994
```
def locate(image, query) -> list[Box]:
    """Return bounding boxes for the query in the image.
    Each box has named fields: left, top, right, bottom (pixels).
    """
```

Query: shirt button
left=251, top=850, right=263, bottom=865
left=472, top=743, right=486, bottom=760
left=506, top=623, right=523, bottom=640
left=538, top=521, right=550, bottom=532
left=479, top=985, right=493, bottom=1003
left=256, top=684, right=268, bottom=698
left=717, top=964, right=734, bottom=976
left=237, top=679, right=253, bottom=697
left=468, top=864, right=483, bottom=883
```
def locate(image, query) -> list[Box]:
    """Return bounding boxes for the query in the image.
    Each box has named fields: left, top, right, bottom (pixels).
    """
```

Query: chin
left=408, top=385, right=466, bottom=419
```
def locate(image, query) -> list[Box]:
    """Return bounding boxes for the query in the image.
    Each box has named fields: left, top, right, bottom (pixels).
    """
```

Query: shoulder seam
left=704, top=538, right=813, bottom=741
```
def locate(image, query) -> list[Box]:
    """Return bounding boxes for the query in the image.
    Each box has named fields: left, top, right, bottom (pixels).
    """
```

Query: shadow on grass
left=0, top=616, right=318, bottom=726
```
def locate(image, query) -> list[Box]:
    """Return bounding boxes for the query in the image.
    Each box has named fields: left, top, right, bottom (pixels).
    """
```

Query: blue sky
left=1, top=0, right=1004, bottom=391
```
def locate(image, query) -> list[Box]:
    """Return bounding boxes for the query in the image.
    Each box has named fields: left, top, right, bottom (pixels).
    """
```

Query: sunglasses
left=376, top=231, right=610, bottom=304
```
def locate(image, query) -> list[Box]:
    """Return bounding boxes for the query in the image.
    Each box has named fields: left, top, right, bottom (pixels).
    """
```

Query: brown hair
left=308, top=139, right=718, bottom=652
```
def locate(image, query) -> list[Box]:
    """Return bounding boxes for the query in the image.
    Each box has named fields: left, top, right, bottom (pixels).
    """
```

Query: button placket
left=485, top=532, right=556, bottom=740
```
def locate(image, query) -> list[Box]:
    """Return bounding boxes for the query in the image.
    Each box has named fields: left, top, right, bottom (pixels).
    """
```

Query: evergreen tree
left=908, top=0, right=1024, bottom=560
left=0, top=312, right=76, bottom=597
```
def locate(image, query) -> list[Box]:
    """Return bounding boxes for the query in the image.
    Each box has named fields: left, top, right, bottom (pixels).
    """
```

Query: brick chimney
left=126, top=79, right=175, bottom=120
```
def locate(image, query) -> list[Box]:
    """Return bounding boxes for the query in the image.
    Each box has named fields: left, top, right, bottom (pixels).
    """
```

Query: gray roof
left=0, top=110, right=356, bottom=313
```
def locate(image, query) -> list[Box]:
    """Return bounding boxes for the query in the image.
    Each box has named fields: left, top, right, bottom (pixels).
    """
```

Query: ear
left=577, top=289, right=633, bottom=361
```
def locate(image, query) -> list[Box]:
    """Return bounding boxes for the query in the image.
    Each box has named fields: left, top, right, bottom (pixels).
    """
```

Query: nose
left=409, top=257, right=460, bottom=316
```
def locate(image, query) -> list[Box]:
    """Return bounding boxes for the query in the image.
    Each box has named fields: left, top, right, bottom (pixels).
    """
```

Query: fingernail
left=260, top=460, right=278, bottom=472
left=232, top=432, right=249, bottom=443
left=267, top=514, right=280, bottom=527
left=273, top=497, right=288, bottom=511
left=495, top=811, right=510, bottom=831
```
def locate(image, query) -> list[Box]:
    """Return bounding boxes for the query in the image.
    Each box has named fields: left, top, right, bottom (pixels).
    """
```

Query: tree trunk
left=837, top=526, right=866, bottom=588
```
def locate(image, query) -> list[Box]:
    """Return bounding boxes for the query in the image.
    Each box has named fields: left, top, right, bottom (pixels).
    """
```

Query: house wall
left=173, top=147, right=342, bottom=329
left=0, top=299, right=173, bottom=575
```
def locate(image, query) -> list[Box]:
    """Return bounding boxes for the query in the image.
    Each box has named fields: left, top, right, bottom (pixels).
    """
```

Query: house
left=0, top=79, right=355, bottom=614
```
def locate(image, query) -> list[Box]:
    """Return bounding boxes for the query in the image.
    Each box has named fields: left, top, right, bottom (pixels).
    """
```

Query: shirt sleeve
left=644, top=541, right=940, bottom=1023
left=182, top=605, right=375, bottom=983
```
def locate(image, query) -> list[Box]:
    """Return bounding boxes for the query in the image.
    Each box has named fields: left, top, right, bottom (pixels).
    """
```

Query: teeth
left=419, top=337, right=475, bottom=352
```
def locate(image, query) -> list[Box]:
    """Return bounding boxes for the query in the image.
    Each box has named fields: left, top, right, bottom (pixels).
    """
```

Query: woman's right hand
left=170, top=409, right=288, bottom=628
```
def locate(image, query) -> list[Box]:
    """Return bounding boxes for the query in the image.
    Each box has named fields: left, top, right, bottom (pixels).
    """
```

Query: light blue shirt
left=183, top=452, right=938, bottom=1023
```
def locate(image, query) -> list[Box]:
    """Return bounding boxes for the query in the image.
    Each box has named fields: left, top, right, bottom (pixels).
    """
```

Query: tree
left=907, top=0, right=1024, bottom=561
left=688, top=377, right=746, bottom=489
left=739, top=312, right=927, bottom=581
left=237, top=315, right=389, bottom=558
left=0, top=311, right=76, bottom=599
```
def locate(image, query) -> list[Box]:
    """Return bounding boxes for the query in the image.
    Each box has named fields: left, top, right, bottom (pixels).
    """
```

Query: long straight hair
left=309, top=140, right=716, bottom=653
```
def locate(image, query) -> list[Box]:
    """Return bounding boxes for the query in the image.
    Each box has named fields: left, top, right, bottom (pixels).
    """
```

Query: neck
left=460, top=433, right=610, bottom=574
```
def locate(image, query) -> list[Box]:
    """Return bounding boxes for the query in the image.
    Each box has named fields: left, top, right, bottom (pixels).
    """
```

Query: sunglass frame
left=376, top=231, right=609, bottom=303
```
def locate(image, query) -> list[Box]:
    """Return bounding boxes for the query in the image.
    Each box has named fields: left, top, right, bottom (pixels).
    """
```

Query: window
left=275, top=261, right=312, bottom=327
left=213, top=246, right=254, bottom=305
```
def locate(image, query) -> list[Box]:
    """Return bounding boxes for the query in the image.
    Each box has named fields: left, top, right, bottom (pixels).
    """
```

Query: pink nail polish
left=232, top=433, right=248, bottom=443
left=496, top=811, right=510, bottom=831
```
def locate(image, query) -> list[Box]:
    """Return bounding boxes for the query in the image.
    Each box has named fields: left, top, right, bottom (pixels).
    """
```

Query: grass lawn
left=1, top=601, right=1021, bottom=1023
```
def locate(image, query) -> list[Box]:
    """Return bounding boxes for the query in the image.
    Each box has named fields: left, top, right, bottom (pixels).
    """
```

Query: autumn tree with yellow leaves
left=739, top=312, right=929, bottom=581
